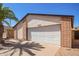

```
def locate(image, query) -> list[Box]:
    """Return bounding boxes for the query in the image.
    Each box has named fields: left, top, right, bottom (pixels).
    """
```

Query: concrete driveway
left=0, top=39, right=79, bottom=56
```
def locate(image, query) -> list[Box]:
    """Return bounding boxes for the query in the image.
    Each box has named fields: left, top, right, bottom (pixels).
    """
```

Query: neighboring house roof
left=72, top=26, right=79, bottom=31
left=13, top=13, right=74, bottom=29
left=72, top=29, right=79, bottom=31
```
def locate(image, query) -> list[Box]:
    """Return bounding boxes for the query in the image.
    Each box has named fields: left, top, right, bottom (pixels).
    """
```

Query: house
left=3, top=26, right=14, bottom=39
left=13, top=13, right=74, bottom=48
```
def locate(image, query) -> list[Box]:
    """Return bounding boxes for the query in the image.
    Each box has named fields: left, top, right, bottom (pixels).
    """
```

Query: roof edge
left=13, top=13, right=74, bottom=29
left=27, top=13, right=74, bottom=17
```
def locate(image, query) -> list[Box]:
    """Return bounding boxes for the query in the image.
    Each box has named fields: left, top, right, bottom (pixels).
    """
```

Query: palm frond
left=0, top=4, right=19, bottom=25
left=2, top=7, right=19, bottom=22
left=0, top=3, right=3, bottom=10
left=0, top=19, right=4, bottom=22
left=3, top=20, right=10, bottom=27
left=0, top=4, right=4, bottom=22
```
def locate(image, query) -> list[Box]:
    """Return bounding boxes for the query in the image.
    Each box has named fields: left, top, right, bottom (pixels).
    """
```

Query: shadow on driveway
left=0, top=41, right=45, bottom=56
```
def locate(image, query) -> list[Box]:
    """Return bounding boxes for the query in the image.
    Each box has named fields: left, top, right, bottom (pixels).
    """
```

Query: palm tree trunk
left=0, top=22, right=5, bottom=44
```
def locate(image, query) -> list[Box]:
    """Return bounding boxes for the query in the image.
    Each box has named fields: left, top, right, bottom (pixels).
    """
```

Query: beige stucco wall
left=14, top=19, right=26, bottom=40
left=17, top=27, right=23, bottom=40
left=27, top=15, right=61, bottom=28
left=14, top=29, right=17, bottom=39
left=14, top=16, right=28, bottom=41
left=3, top=31, right=7, bottom=38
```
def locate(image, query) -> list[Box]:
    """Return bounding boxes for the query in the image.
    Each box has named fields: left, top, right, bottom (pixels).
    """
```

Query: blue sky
left=3, top=3, right=79, bottom=27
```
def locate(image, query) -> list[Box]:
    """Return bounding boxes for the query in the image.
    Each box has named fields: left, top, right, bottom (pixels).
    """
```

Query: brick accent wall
left=14, top=20, right=27, bottom=41
left=23, top=18, right=28, bottom=41
left=23, top=20, right=27, bottom=40
left=61, top=16, right=73, bottom=48
left=14, top=29, right=17, bottom=39
left=7, top=29, right=14, bottom=39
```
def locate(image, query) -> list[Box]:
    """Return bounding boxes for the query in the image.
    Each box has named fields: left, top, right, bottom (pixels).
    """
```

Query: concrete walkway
left=0, top=39, right=79, bottom=56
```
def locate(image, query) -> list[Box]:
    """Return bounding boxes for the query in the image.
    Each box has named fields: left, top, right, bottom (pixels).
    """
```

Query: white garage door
left=28, top=25, right=61, bottom=46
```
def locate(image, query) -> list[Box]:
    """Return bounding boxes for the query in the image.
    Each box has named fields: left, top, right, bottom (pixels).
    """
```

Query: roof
left=13, top=13, right=74, bottom=28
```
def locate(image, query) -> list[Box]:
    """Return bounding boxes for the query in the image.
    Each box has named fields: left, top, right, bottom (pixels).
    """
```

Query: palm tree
left=0, top=4, right=18, bottom=44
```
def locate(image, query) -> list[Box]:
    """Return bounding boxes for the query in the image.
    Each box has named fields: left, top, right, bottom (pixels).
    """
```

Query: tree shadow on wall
left=0, top=41, right=45, bottom=56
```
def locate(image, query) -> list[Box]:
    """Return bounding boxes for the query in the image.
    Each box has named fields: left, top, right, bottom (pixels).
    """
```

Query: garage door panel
left=28, top=25, right=60, bottom=46
left=31, top=32, right=60, bottom=44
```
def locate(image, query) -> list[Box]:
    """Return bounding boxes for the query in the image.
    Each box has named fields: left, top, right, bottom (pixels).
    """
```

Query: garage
left=14, top=13, right=73, bottom=48
left=28, top=24, right=61, bottom=46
